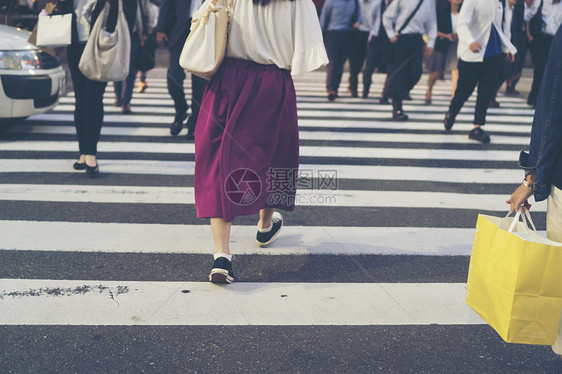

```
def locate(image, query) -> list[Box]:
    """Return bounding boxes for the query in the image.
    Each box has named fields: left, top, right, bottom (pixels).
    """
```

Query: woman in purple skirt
left=193, top=0, right=328, bottom=283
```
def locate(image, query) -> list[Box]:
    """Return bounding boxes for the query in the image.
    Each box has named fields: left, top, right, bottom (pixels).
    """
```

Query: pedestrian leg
left=444, top=59, right=481, bottom=130
left=325, top=31, right=348, bottom=101
left=362, top=37, right=379, bottom=98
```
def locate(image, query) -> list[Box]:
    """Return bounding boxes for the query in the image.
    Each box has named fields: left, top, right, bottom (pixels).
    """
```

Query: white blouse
left=225, top=0, right=328, bottom=75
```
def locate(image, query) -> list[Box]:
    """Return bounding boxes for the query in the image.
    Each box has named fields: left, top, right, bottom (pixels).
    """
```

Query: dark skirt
left=194, top=58, right=299, bottom=222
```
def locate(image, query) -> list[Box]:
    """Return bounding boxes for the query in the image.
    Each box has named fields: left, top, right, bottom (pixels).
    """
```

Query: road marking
left=0, top=221, right=484, bottom=255
left=0, top=159, right=523, bottom=182
left=0, top=140, right=523, bottom=161
left=9, top=124, right=531, bottom=145
left=0, top=279, right=483, bottom=326
left=0, top=184, right=541, bottom=211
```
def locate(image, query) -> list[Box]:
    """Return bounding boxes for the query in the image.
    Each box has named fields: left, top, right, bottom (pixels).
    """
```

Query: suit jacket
left=156, top=0, right=192, bottom=50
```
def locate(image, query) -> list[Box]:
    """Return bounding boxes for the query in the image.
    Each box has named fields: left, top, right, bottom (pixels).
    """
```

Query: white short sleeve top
left=226, top=0, right=329, bottom=75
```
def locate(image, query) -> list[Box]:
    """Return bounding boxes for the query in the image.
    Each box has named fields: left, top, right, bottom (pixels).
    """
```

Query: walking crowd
left=320, top=0, right=562, bottom=143
left=30, top=0, right=561, bottom=359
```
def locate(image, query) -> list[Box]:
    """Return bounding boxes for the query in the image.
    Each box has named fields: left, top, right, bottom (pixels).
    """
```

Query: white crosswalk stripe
left=0, top=71, right=536, bottom=330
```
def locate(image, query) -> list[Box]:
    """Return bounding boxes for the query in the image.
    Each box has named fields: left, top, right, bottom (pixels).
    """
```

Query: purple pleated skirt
left=194, top=58, right=299, bottom=222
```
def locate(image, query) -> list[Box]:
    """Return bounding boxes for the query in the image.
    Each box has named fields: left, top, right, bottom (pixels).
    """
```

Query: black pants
left=114, top=32, right=141, bottom=106
left=188, top=74, right=207, bottom=132
left=390, top=34, right=424, bottom=110
left=528, top=34, right=553, bottom=106
left=325, top=30, right=353, bottom=93
left=167, top=45, right=208, bottom=122
left=67, top=43, right=108, bottom=156
left=448, top=54, right=502, bottom=126
left=363, top=35, right=390, bottom=94
left=348, top=30, right=369, bottom=90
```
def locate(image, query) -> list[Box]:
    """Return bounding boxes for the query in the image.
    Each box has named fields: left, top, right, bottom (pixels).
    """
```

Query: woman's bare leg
left=258, top=208, right=275, bottom=230
left=426, top=71, right=440, bottom=101
left=451, top=69, right=459, bottom=98
left=210, top=217, right=231, bottom=255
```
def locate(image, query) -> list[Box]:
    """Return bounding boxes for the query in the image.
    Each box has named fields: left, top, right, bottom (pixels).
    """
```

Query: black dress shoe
left=379, top=97, right=390, bottom=105
left=85, top=164, right=99, bottom=177
left=73, top=162, right=86, bottom=170
left=121, top=104, right=132, bottom=114
left=444, top=111, right=455, bottom=130
left=468, top=127, right=491, bottom=143
left=170, top=112, right=188, bottom=136
left=392, top=109, right=408, bottom=121
left=186, top=130, right=195, bottom=141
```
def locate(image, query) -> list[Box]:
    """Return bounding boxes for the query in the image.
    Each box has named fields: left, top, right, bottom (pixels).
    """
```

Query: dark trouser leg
left=404, top=38, right=423, bottom=94
left=167, top=46, right=188, bottom=119
left=528, top=36, right=550, bottom=106
left=474, top=54, right=502, bottom=126
left=120, top=33, right=141, bottom=106
left=114, top=81, right=123, bottom=104
left=187, top=74, right=208, bottom=133
left=362, top=37, right=382, bottom=95
left=67, top=44, right=87, bottom=155
left=325, top=31, right=349, bottom=93
left=448, top=59, right=481, bottom=119
left=82, top=78, right=108, bottom=155
left=390, top=35, right=422, bottom=111
left=348, top=31, right=369, bottom=92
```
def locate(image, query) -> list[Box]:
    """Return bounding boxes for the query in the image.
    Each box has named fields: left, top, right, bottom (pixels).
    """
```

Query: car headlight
left=0, top=50, right=41, bottom=70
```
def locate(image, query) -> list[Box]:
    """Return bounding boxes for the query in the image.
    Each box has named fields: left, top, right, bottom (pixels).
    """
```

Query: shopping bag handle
left=505, top=207, right=537, bottom=233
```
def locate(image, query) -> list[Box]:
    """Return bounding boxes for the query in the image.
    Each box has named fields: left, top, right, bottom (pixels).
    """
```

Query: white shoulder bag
left=179, top=0, right=233, bottom=80
left=78, top=0, right=131, bottom=82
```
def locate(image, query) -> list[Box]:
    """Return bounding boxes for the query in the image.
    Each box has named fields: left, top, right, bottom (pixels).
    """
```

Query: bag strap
left=506, top=207, right=537, bottom=233
left=396, top=0, right=424, bottom=36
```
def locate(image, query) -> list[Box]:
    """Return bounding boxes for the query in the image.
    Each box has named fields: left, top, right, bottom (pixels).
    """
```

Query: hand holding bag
left=78, top=0, right=131, bottom=82
left=466, top=208, right=562, bottom=345
left=179, top=0, right=233, bottom=80
left=36, top=7, right=73, bottom=48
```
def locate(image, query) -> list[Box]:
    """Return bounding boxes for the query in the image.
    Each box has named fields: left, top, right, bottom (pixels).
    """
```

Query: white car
left=0, top=24, right=66, bottom=122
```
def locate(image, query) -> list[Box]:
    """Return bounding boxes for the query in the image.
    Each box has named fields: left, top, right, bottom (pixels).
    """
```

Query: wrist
left=524, top=170, right=536, bottom=184
left=522, top=178, right=533, bottom=190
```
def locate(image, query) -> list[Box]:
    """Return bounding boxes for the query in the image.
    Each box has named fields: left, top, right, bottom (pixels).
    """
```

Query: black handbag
left=528, top=0, right=544, bottom=38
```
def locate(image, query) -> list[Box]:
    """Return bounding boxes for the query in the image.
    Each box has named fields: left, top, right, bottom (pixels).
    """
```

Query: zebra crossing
left=0, top=71, right=560, bottom=372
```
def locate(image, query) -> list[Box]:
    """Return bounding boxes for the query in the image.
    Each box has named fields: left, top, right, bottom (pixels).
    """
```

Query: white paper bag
left=36, top=13, right=73, bottom=48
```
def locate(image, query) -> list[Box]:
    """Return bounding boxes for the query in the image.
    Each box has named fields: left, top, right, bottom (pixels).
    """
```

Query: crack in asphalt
left=0, top=285, right=131, bottom=300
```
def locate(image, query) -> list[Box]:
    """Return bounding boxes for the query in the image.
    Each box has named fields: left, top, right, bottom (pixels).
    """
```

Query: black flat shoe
left=85, top=164, right=99, bottom=177
left=73, top=162, right=86, bottom=170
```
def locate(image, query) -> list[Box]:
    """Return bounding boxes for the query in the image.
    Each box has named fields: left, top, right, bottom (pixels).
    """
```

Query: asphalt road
left=0, top=66, right=561, bottom=374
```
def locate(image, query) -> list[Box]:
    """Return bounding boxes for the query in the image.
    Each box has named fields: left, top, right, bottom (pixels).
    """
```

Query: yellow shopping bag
left=466, top=209, right=562, bottom=345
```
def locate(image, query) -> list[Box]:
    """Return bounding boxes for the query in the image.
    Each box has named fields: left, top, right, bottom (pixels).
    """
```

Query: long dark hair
left=252, top=0, right=295, bottom=5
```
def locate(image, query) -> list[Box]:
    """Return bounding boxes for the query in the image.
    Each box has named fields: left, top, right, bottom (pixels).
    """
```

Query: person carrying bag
left=79, top=0, right=131, bottom=82
left=466, top=208, right=562, bottom=346
left=179, top=0, right=233, bottom=80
